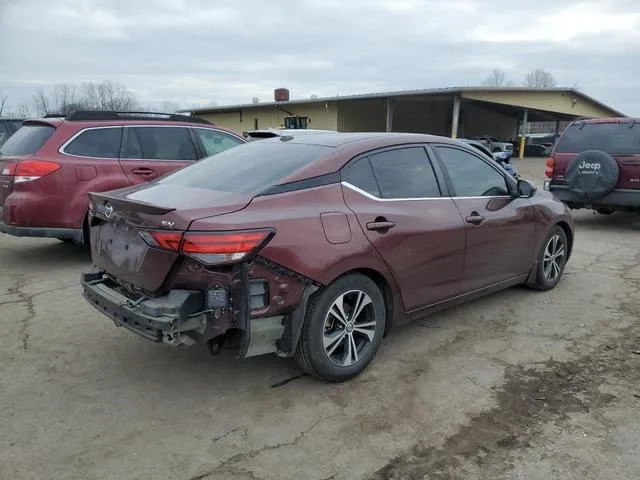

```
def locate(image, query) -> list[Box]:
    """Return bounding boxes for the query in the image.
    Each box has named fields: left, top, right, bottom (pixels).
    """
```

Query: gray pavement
left=1, top=157, right=639, bottom=480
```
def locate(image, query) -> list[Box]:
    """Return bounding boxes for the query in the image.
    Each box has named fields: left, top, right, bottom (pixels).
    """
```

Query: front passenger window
left=436, top=146, right=509, bottom=197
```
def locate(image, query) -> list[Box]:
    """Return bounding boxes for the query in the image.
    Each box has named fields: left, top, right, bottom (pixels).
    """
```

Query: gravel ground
left=1, top=157, right=638, bottom=480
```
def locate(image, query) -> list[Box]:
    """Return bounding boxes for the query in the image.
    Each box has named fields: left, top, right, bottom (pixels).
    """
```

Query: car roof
left=273, top=132, right=461, bottom=184
left=575, top=117, right=637, bottom=124
left=20, top=117, right=244, bottom=138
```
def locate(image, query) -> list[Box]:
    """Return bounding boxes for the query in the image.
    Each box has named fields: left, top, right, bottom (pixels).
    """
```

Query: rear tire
left=295, top=274, right=386, bottom=382
left=530, top=225, right=568, bottom=291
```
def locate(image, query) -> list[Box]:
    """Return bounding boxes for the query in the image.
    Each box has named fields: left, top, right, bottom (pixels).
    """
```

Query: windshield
left=555, top=122, right=640, bottom=154
left=0, top=124, right=55, bottom=156
left=159, top=140, right=334, bottom=194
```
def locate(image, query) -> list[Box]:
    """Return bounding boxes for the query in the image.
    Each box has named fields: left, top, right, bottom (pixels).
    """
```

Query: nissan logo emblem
left=104, top=203, right=113, bottom=219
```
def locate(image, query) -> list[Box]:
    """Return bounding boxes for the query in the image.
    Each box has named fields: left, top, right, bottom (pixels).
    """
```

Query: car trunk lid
left=89, top=184, right=253, bottom=292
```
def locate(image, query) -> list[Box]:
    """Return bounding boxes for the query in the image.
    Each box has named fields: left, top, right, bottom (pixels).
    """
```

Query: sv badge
left=160, top=220, right=175, bottom=228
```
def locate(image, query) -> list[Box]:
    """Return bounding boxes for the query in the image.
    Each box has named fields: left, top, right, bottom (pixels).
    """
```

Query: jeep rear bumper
left=548, top=185, right=640, bottom=210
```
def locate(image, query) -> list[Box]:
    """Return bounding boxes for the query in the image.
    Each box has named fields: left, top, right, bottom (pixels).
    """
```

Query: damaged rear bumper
left=82, top=269, right=208, bottom=346
left=81, top=267, right=317, bottom=358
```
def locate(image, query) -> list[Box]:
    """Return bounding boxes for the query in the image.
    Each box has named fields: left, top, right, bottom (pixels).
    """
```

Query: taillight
left=182, top=230, right=273, bottom=264
left=143, top=231, right=183, bottom=251
left=545, top=157, right=555, bottom=178
left=1, top=160, right=61, bottom=183
left=140, top=229, right=274, bottom=265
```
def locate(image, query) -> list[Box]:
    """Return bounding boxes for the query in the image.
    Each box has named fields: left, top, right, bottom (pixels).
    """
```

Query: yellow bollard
left=519, top=136, right=526, bottom=160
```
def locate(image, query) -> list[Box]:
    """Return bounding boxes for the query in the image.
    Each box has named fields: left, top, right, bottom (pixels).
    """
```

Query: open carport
left=190, top=87, right=624, bottom=143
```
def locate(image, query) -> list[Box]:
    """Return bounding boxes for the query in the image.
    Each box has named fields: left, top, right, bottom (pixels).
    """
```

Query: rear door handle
left=465, top=212, right=485, bottom=225
left=131, top=167, right=156, bottom=176
left=366, top=221, right=396, bottom=232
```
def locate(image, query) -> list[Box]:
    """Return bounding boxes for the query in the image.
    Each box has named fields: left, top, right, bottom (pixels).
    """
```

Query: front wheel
left=530, top=225, right=568, bottom=291
left=295, top=274, right=386, bottom=382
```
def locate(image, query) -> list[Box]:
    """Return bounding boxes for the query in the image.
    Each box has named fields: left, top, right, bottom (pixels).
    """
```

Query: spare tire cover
left=564, top=150, right=619, bottom=201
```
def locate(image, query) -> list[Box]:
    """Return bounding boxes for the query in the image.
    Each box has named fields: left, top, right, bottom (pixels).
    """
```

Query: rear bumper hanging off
left=81, top=269, right=207, bottom=346
left=81, top=266, right=312, bottom=357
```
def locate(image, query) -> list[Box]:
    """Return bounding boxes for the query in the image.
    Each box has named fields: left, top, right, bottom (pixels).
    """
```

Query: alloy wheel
left=322, top=290, right=377, bottom=367
left=543, top=234, right=566, bottom=282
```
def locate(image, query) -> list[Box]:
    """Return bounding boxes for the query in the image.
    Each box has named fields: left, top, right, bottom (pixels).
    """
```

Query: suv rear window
left=0, top=124, right=55, bottom=156
left=555, top=123, right=640, bottom=154
left=160, top=141, right=333, bottom=194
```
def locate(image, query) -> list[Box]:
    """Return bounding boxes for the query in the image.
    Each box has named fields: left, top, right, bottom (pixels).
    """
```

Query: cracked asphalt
left=1, top=157, right=639, bottom=480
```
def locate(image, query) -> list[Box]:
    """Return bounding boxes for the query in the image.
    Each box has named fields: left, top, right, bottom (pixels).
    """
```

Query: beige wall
left=337, top=100, right=386, bottom=132
left=197, top=102, right=338, bottom=134
left=462, top=90, right=613, bottom=118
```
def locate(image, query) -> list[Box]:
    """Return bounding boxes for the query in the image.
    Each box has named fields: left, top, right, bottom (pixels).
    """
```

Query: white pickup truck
left=473, top=136, right=514, bottom=157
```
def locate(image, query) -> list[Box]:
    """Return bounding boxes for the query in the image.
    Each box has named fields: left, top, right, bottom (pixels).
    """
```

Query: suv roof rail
left=43, top=113, right=66, bottom=118
left=65, top=111, right=212, bottom=125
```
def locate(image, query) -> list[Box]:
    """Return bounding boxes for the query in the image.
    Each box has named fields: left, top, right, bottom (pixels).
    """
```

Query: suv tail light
left=140, top=229, right=275, bottom=265
left=545, top=157, right=555, bottom=178
left=1, top=160, right=61, bottom=183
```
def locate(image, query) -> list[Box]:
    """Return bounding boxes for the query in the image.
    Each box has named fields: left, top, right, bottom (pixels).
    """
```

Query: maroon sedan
left=82, top=133, right=573, bottom=382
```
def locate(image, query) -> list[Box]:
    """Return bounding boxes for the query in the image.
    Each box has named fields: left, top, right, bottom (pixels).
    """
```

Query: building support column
left=451, top=95, right=461, bottom=139
left=519, top=108, right=529, bottom=159
left=554, top=119, right=561, bottom=142
left=385, top=98, right=394, bottom=132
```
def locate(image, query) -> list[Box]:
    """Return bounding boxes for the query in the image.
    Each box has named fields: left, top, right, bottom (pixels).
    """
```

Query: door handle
left=131, top=167, right=156, bottom=176
left=366, top=220, right=396, bottom=232
left=465, top=212, right=485, bottom=225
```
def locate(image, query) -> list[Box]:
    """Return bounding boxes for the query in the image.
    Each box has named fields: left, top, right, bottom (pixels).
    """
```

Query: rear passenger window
left=64, top=127, right=122, bottom=158
left=122, top=127, right=196, bottom=161
left=368, top=147, right=441, bottom=199
left=342, top=158, right=381, bottom=197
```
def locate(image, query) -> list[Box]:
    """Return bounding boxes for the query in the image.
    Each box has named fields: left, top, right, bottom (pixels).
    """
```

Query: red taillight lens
left=2, top=160, right=61, bottom=183
left=139, top=229, right=274, bottom=265
left=143, top=231, right=183, bottom=251
left=183, top=230, right=273, bottom=264
left=545, top=157, right=555, bottom=178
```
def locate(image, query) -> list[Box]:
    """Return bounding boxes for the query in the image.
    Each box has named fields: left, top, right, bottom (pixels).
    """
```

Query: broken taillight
left=1, top=160, right=61, bottom=183
left=545, top=157, right=555, bottom=178
left=140, top=229, right=275, bottom=265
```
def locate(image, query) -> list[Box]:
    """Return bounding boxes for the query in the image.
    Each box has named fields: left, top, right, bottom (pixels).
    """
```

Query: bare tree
left=0, top=91, right=7, bottom=116
left=482, top=69, right=509, bottom=87
left=524, top=69, right=557, bottom=88
left=158, top=100, right=182, bottom=113
left=30, top=81, right=139, bottom=116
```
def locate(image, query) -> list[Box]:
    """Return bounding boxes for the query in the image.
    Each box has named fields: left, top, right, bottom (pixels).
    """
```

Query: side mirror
left=517, top=179, right=536, bottom=198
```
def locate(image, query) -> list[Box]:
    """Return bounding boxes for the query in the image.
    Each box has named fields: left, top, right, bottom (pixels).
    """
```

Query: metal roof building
left=187, top=87, right=624, bottom=140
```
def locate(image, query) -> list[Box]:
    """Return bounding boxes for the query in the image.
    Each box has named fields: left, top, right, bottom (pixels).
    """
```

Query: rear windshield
left=0, top=124, right=55, bottom=156
left=555, top=123, right=640, bottom=154
left=159, top=140, right=334, bottom=194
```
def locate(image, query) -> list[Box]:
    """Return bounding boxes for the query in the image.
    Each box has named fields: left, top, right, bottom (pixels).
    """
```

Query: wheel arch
left=555, top=220, right=573, bottom=259
left=327, top=267, right=397, bottom=336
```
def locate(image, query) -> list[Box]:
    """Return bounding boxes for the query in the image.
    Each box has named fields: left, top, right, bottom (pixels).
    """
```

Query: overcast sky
left=1, top=0, right=639, bottom=115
